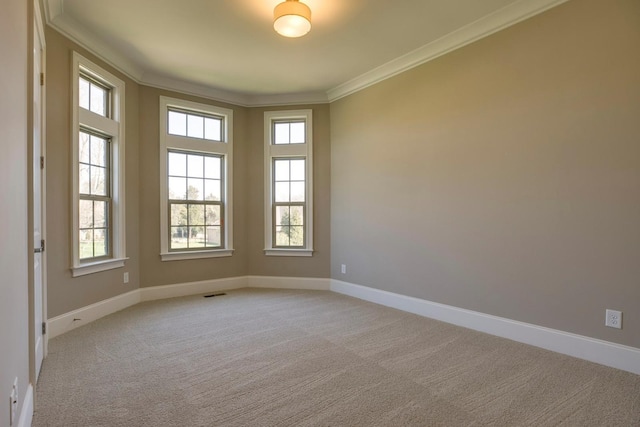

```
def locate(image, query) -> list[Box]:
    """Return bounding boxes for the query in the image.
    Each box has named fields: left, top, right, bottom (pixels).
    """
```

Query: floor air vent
left=204, top=293, right=226, bottom=298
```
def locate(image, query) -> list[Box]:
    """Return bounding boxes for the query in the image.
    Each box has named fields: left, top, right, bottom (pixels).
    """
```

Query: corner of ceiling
left=326, top=0, right=570, bottom=103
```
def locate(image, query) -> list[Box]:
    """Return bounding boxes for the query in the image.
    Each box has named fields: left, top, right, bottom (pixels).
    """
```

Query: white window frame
left=71, top=52, right=127, bottom=277
left=264, top=110, right=313, bottom=256
left=159, top=96, right=234, bottom=261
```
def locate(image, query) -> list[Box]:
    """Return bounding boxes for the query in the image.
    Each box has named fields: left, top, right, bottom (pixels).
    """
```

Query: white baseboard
left=330, top=279, right=640, bottom=376
left=48, top=289, right=140, bottom=339
left=139, top=276, right=248, bottom=302
left=247, top=275, right=330, bottom=290
left=17, top=384, right=33, bottom=427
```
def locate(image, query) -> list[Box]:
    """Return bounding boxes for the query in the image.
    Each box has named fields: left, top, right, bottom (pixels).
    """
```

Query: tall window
left=264, top=110, right=313, bottom=256
left=160, top=97, right=233, bottom=260
left=71, top=52, right=126, bottom=277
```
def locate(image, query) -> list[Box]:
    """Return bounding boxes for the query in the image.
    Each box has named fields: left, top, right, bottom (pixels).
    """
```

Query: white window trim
left=71, top=52, right=127, bottom=277
left=264, top=110, right=313, bottom=257
left=159, top=96, right=234, bottom=261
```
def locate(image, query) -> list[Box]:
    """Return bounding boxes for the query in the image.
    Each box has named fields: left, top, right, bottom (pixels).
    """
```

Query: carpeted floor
left=33, top=288, right=640, bottom=426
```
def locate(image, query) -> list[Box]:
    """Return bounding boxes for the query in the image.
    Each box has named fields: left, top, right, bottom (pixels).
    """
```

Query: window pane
left=79, top=77, right=90, bottom=110
left=204, top=179, right=221, bottom=201
left=90, top=82, right=106, bottom=116
left=187, top=154, right=204, bottom=178
left=204, top=117, right=221, bottom=141
left=205, top=226, right=221, bottom=247
left=171, top=227, right=188, bottom=249
left=170, top=203, right=188, bottom=226
left=79, top=164, right=90, bottom=194
left=188, top=204, right=204, bottom=226
left=79, top=132, right=90, bottom=163
left=168, top=152, right=187, bottom=176
left=290, top=159, right=305, bottom=181
left=274, top=122, right=289, bottom=144
left=90, top=135, right=107, bottom=167
left=290, top=122, right=305, bottom=144
left=274, top=159, right=289, bottom=181
left=79, top=199, right=93, bottom=228
left=204, top=156, right=220, bottom=179
left=91, top=166, right=107, bottom=196
left=275, top=182, right=290, bottom=202
left=187, top=114, right=204, bottom=139
left=289, top=206, right=304, bottom=225
left=93, top=229, right=108, bottom=257
left=188, top=227, right=205, bottom=248
left=290, top=226, right=304, bottom=246
left=79, top=229, right=93, bottom=259
left=275, top=226, right=290, bottom=246
left=187, top=178, right=204, bottom=201
left=168, top=177, right=186, bottom=200
left=94, top=200, right=107, bottom=228
left=290, top=182, right=305, bottom=202
left=168, top=111, right=187, bottom=136
left=205, top=205, right=220, bottom=225
left=275, top=206, right=289, bottom=226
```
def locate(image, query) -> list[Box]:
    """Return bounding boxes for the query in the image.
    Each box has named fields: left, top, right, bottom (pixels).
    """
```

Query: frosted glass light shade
left=273, top=0, right=311, bottom=38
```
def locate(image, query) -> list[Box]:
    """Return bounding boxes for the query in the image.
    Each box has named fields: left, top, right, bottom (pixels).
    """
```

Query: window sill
left=264, top=249, right=313, bottom=257
left=72, top=257, right=128, bottom=277
left=160, top=249, right=234, bottom=261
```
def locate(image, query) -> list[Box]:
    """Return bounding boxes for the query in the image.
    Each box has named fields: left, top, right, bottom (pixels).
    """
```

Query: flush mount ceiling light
left=273, top=0, right=312, bottom=38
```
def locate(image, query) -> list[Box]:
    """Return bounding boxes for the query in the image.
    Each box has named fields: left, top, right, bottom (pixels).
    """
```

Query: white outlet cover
left=605, top=309, right=622, bottom=329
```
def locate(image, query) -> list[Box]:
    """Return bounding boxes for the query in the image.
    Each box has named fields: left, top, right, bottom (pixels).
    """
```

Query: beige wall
left=0, top=0, right=30, bottom=421
left=247, top=105, right=331, bottom=278
left=45, top=28, right=141, bottom=317
left=138, top=86, right=249, bottom=287
left=330, top=0, right=640, bottom=347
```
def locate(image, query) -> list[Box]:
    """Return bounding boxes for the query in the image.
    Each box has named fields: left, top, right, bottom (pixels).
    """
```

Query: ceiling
left=43, top=0, right=568, bottom=106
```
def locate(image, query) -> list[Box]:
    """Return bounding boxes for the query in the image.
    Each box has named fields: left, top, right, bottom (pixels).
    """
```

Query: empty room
left=2, top=0, right=639, bottom=425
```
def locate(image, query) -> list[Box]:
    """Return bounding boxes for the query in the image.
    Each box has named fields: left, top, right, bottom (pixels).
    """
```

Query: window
left=71, top=52, right=126, bottom=277
left=264, top=110, right=313, bottom=256
left=160, top=97, right=233, bottom=260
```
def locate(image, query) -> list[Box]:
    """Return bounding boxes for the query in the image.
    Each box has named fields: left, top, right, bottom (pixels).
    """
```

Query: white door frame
left=31, top=0, right=48, bottom=384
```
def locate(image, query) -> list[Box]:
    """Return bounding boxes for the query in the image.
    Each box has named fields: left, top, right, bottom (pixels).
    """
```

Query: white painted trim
left=263, top=110, right=314, bottom=254
left=71, top=52, right=127, bottom=274
left=330, top=279, right=640, bottom=376
left=160, top=249, right=234, bottom=261
left=159, top=96, right=234, bottom=258
left=264, top=249, right=313, bottom=257
left=48, top=290, right=140, bottom=339
left=139, top=277, right=247, bottom=302
left=247, top=276, right=330, bottom=291
left=71, top=258, right=127, bottom=277
left=17, top=384, right=33, bottom=427
left=327, top=0, right=570, bottom=101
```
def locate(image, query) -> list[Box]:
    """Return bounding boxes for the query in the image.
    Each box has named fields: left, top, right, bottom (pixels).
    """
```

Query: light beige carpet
left=33, top=288, right=640, bottom=426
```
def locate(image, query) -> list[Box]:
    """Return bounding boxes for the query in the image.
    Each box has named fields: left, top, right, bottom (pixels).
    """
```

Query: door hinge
left=42, top=322, right=46, bottom=335
left=41, top=239, right=45, bottom=252
left=40, top=156, right=44, bottom=170
left=40, top=73, right=44, bottom=86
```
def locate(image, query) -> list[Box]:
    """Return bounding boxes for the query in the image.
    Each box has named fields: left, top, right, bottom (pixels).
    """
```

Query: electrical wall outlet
left=341, top=264, right=346, bottom=274
left=605, top=309, right=622, bottom=329
left=123, top=272, right=129, bottom=284
left=9, top=377, right=18, bottom=426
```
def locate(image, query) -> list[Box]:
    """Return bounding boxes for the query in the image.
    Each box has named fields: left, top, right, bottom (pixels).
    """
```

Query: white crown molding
left=327, top=0, right=570, bottom=102
left=140, top=72, right=252, bottom=107
left=330, top=279, right=640, bottom=376
left=43, top=0, right=568, bottom=107
left=44, top=8, right=145, bottom=82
